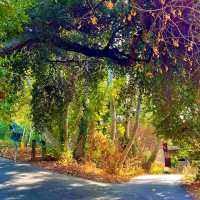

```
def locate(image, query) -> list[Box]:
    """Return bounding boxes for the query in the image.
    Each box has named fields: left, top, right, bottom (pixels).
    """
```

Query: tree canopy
left=0, top=0, right=199, bottom=74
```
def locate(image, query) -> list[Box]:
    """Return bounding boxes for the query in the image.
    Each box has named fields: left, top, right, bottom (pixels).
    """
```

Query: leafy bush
left=86, top=131, right=121, bottom=173
left=150, top=162, right=164, bottom=174
left=58, top=150, right=74, bottom=166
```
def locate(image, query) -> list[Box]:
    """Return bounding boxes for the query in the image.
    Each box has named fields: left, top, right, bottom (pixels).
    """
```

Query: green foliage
left=0, top=121, right=10, bottom=140
left=0, top=0, right=32, bottom=41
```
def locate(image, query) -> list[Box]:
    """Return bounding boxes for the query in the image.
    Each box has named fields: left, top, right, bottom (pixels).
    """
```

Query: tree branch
left=0, top=35, right=148, bottom=66
left=51, top=36, right=134, bottom=65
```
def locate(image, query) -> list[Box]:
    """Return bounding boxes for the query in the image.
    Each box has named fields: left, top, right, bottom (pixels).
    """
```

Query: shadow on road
left=0, top=158, right=193, bottom=200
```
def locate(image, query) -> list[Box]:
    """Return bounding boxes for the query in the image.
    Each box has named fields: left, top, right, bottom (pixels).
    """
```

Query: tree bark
left=31, top=139, right=36, bottom=161
left=144, top=141, right=160, bottom=172
left=63, top=106, right=69, bottom=150
left=118, top=92, right=142, bottom=168
left=125, top=95, right=134, bottom=140
left=74, top=134, right=86, bottom=161
left=41, top=140, right=47, bottom=160
left=111, top=98, right=117, bottom=141
left=74, top=103, right=89, bottom=161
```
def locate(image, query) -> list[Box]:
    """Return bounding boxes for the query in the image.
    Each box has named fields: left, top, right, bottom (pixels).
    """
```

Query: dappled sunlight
left=84, top=180, right=110, bottom=187
left=130, top=175, right=183, bottom=185
left=0, top=171, right=50, bottom=190
left=69, top=183, right=84, bottom=187
left=0, top=158, right=194, bottom=200
left=5, top=171, right=18, bottom=175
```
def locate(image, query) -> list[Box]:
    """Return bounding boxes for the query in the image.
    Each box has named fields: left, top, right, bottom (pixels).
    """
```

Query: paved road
left=0, top=158, right=193, bottom=200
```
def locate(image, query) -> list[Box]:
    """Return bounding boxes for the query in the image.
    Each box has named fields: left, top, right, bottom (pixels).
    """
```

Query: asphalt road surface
left=0, top=157, right=193, bottom=200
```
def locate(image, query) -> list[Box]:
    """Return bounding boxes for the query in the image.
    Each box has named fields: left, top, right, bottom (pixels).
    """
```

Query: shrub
left=58, top=150, right=74, bottom=166
left=86, top=131, right=121, bottom=173
left=150, top=162, right=164, bottom=174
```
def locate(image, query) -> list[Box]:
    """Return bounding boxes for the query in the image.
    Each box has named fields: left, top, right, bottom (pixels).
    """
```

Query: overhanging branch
left=0, top=35, right=149, bottom=66
left=51, top=36, right=133, bottom=65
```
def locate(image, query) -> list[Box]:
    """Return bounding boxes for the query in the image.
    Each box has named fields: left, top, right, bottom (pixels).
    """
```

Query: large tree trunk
left=118, top=92, right=142, bottom=168
left=144, top=141, right=160, bottom=172
left=74, top=134, right=86, bottom=161
left=111, top=98, right=117, bottom=141
left=74, top=102, right=89, bottom=162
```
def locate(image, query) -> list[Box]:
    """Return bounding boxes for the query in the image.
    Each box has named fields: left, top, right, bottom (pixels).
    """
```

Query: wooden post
left=14, top=142, right=18, bottom=162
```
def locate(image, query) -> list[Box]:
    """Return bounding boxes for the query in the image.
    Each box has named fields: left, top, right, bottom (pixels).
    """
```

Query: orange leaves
left=172, top=39, right=179, bottom=48
left=153, top=46, right=159, bottom=57
left=164, top=14, right=171, bottom=21
left=91, top=1, right=114, bottom=25
left=186, top=42, right=193, bottom=52
left=146, top=72, right=153, bottom=78
left=142, top=31, right=150, bottom=43
left=160, top=0, right=165, bottom=5
left=90, top=16, right=97, bottom=25
left=176, top=9, right=182, bottom=17
left=131, top=9, right=137, bottom=17
left=183, top=57, right=193, bottom=66
left=127, top=14, right=132, bottom=22
left=105, top=1, right=114, bottom=10
left=127, top=9, right=137, bottom=22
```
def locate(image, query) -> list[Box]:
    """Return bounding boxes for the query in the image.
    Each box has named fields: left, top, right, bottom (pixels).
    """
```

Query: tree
left=0, top=0, right=199, bottom=74
left=0, top=0, right=199, bottom=170
left=32, top=65, right=76, bottom=153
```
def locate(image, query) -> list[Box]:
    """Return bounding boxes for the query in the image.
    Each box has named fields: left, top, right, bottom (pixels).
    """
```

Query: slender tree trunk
left=63, top=106, right=69, bottom=150
left=111, top=98, right=117, bottom=141
left=31, top=139, right=36, bottom=161
left=59, top=106, right=69, bottom=152
left=118, top=92, right=142, bottom=168
left=41, top=140, right=47, bottom=160
left=125, top=95, right=134, bottom=140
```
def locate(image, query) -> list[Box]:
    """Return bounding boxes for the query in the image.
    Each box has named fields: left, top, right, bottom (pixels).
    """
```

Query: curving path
left=0, top=158, right=193, bottom=200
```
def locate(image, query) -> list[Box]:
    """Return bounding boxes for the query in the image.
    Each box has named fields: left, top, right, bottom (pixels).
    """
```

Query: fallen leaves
left=185, top=182, right=200, bottom=200
left=0, top=146, right=129, bottom=184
